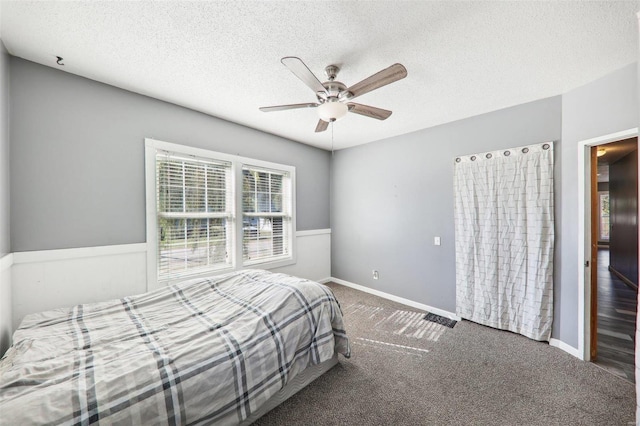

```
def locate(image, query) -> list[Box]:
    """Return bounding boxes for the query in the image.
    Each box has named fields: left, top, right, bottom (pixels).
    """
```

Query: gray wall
left=559, top=63, right=637, bottom=347
left=332, top=96, right=562, bottom=314
left=0, top=40, right=11, bottom=356
left=10, top=58, right=330, bottom=252
left=331, top=62, right=638, bottom=347
left=0, top=43, right=8, bottom=256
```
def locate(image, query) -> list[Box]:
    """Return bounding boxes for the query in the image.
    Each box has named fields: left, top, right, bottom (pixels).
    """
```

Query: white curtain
left=454, top=142, right=554, bottom=341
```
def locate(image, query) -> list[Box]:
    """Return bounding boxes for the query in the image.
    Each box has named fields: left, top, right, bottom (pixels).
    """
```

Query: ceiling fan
left=259, top=57, right=407, bottom=133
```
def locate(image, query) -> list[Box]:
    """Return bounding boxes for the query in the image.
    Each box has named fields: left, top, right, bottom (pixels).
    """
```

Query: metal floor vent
left=423, top=312, right=457, bottom=328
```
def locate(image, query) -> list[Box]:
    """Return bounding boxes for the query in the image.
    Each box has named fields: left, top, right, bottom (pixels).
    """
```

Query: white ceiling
left=1, top=1, right=639, bottom=151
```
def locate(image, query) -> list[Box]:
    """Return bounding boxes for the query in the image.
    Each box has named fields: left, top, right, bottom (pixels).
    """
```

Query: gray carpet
left=255, top=282, right=636, bottom=425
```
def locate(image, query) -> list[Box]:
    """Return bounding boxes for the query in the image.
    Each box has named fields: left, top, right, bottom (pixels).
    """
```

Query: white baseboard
left=326, top=276, right=582, bottom=359
left=12, top=246, right=148, bottom=331
left=549, top=338, right=581, bottom=359
left=327, top=277, right=460, bottom=321
left=9, top=231, right=331, bottom=330
left=271, top=232, right=330, bottom=283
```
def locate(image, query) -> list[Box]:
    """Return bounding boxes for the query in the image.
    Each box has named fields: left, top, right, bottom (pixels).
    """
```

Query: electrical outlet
left=372, top=270, right=379, bottom=280
left=434, top=236, right=441, bottom=246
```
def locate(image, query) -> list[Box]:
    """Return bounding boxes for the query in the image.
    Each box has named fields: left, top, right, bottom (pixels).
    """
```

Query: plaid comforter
left=0, top=269, right=350, bottom=425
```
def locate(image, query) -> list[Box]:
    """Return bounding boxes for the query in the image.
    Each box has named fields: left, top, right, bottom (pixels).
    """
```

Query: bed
left=0, top=269, right=350, bottom=425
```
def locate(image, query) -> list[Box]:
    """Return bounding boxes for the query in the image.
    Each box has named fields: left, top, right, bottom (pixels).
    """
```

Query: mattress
left=0, top=269, right=350, bottom=425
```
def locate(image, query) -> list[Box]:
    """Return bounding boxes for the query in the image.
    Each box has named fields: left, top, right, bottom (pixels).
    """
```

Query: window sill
left=242, top=255, right=296, bottom=272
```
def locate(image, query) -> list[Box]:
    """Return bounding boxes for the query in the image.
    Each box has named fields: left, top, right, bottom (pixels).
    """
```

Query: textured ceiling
left=1, top=1, right=639, bottom=151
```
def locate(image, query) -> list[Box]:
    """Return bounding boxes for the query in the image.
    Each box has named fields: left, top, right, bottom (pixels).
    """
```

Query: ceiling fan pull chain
left=331, top=120, right=334, bottom=155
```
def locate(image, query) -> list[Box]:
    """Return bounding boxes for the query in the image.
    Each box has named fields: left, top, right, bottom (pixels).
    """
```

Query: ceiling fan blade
left=347, top=103, right=392, bottom=120
left=281, top=57, right=327, bottom=95
left=259, top=103, right=319, bottom=112
left=345, top=63, right=407, bottom=100
left=315, top=119, right=329, bottom=133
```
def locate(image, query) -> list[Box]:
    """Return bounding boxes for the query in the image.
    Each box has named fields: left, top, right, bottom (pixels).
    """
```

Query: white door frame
left=577, top=127, right=638, bottom=361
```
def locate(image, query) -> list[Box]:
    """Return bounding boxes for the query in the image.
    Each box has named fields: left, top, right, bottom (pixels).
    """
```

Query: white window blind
left=242, top=165, right=292, bottom=264
left=156, top=152, right=233, bottom=281
left=146, top=138, right=296, bottom=289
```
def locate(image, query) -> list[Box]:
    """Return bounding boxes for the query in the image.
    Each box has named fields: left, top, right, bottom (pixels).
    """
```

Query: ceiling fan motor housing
left=315, top=65, right=353, bottom=104
left=317, top=80, right=348, bottom=103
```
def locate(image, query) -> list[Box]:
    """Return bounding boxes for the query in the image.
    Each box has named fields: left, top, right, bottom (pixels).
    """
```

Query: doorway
left=589, top=137, right=638, bottom=382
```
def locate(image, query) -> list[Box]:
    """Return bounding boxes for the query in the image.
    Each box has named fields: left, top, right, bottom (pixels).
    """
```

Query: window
left=145, top=139, right=296, bottom=289
left=599, top=191, right=610, bottom=241
left=242, top=166, right=292, bottom=264
left=155, top=153, right=233, bottom=281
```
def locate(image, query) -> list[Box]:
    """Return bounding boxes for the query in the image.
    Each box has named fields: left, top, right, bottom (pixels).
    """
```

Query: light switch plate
left=434, top=236, right=441, bottom=246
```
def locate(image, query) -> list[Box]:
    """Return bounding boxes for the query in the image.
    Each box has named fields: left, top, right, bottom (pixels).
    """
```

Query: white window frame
left=241, top=164, right=294, bottom=266
left=145, top=138, right=296, bottom=291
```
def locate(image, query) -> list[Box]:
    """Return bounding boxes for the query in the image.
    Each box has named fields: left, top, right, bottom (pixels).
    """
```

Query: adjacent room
left=0, top=1, right=639, bottom=424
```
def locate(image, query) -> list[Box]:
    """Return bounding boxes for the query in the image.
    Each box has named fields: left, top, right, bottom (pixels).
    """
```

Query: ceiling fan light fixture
left=318, top=101, right=348, bottom=122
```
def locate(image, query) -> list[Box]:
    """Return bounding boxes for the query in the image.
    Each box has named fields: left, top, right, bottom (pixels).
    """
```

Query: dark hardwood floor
left=594, top=248, right=637, bottom=383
